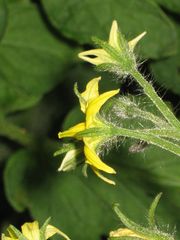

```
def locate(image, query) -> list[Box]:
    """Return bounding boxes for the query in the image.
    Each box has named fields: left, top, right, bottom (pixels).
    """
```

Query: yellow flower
left=78, top=20, right=146, bottom=74
left=58, top=77, right=119, bottom=185
left=2, top=219, right=70, bottom=240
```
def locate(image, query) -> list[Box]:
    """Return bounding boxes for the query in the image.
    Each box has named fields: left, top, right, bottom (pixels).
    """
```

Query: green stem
left=139, top=129, right=180, bottom=141
left=77, top=127, right=180, bottom=156
left=0, top=115, right=32, bottom=146
left=113, top=204, right=172, bottom=240
left=110, top=127, right=180, bottom=156
left=130, top=70, right=180, bottom=129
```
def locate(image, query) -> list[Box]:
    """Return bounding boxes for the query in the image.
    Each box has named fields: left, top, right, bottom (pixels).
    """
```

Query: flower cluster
left=79, top=20, right=146, bottom=75
left=2, top=219, right=70, bottom=240
left=58, top=77, right=119, bottom=185
left=56, top=20, right=147, bottom=185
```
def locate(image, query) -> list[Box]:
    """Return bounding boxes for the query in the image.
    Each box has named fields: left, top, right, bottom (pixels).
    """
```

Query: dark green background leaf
left=4, top=138, right=179, bottom=239
left=153, top=0, right=180, bottom=13
left=0, top=1, right=74, bottom=113
left=150, top=24, right=180, bottom=95
left=150, top=56, right=180, bottom=95
left=0, top=0, right=7, bottom=40
left=42, top=0, right=177, bottom=59
left=4, top=148, right=173, bottom=240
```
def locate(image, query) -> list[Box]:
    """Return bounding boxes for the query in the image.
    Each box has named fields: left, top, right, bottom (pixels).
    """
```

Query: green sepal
left=39, top=218, right=51, bottom=240
left=112, top=200, right=174, bottom=240
left=75, top=127, right=109, bottom=138
left=92, top=37, right=123, bottom=63
left=148, top=193, right=163, bottom=228
left=7, top=225, right=27, bottom=240
left=74, top=82, right=86, bottom=107
left=54, top=141, right=83, bottom=157
left=92, top=36, right=136, bottom=74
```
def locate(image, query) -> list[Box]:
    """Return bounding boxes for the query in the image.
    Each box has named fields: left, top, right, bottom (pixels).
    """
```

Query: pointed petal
left=58, top=148, right=82, bottom=172
left=84, top=143, right=116, bottom=174
left=80, top=77, right=101, bottom=112
left=128, top=32, right=146, bottom=51
left=21, top=222, right=40, bottom=240
left=109, top=20, right=120, bottom=50
left=110, top=228, right=142, bottom=238
left=78, top=49, right=109, bottom=65
left=92, top=167, right=116, bottom=185
left=74, top=82, right=86, bottom=113
left=86, top=89, right=119, bottom=127
left=45, top=225, right=70, bottom=240
left=58, top=122, right=85, bottom=139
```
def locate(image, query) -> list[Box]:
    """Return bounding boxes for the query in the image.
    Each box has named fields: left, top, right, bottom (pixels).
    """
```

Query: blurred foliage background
left=0, top=0, right=180, bottom=239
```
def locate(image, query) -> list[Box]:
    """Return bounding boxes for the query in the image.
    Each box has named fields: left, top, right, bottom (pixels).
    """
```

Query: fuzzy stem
left=111, top=127, right=180, bottom=156
left=140, top=129, right=180, bottom=141
left=130, top=70, right=180, bottom=129
left=113, top=204, right=173, bottom=240
left=76, top=127, right=180, bottom=156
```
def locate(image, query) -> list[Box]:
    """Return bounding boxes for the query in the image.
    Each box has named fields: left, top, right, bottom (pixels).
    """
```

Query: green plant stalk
left=141, top=129, right=180, bottom=141
left=76, top=126, right=180, bottom=156
left=0, top=115, right=32, bottom=146
left=130, top=69, right=180, bottom=129
left=110, top=127, right=180, bottom=156
left=113, top=204, right=173, bottom=240
left=76, top=127, right=180, bottom=156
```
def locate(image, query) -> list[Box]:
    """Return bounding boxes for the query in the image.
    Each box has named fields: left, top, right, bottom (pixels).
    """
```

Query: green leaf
left=0, top=0, right=7, bottom=40
left=153, top=0, right=180, bottom=13
left=110, top=142, right=180, bottom=188
left=42, top=0, right=177, bottom=58
left=0, top=1, right=74, bottom=113
left=150, top=24, right=180, bottom=95
left=150, top=56, right=180, bottom=95
left=108, top=144, right=180, bottom=234
left=4, top=149, right=153, bottom=240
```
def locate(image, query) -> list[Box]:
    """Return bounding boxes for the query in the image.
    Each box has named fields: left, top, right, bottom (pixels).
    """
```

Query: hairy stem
left=76, top=126, right=180, bottom=156
left=130, top=70, right=180, bottom=129
left=110, top=127, right=180, bottom=156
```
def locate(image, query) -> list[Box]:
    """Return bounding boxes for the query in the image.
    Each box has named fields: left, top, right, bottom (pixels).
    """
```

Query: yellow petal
left=86, top=89, right=119, bottom=127
left=108, top=20, right=120, bottom=50
left=21, top=221, right=39, bottom=240
left=84, top=143, right=116, bottom=174
left=80, top=77, right=101, bottom=112
left=58, top=122, right=85, bottom=139
left=92, top=167, right=116, bottom=185
left=45, top=225, right=70, bottom=240
left=128, top=32, right=146, bottom=51
left=110, top=228, right=143, bottom=238
left=78, top=49, right=110, bottom=65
